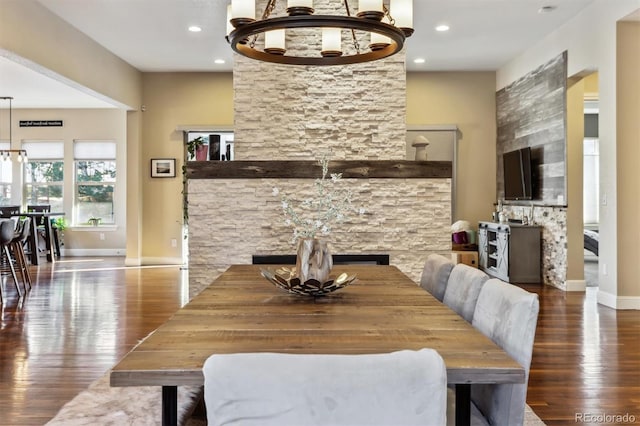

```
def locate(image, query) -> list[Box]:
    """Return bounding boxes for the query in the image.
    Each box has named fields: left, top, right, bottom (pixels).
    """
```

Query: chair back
left=419, top=253, right=455, bottom=301
left=0, top=205, right=20, bottom=218
left=27, top=204, right=51, bottom=226
left=470, top=278, right=540, bottom=426
left=442, top=264, right=490, bottom=322
left=0, top=219, right=15, bottom=245
left=17, top=217, right=31, bottom=243
left=203, top=349, right=447, bottom=426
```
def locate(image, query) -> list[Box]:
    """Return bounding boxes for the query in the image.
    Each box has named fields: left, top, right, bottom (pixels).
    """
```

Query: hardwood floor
left=0, top=257, right=638, bottom=425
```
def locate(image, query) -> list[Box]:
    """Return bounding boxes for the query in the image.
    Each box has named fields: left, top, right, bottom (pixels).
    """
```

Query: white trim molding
left=597, top=290, right=640, bottom=310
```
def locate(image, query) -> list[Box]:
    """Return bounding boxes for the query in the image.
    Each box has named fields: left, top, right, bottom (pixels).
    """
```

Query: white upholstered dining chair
left=419, top=253, right=455, bottom=301
left=468, top=278, right=540, bottom=425
left=442, top=263, right=490, bottom=322
left=203, top=349, right=448, bottom=426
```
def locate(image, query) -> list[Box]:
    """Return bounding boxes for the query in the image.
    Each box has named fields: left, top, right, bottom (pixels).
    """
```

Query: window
left=74, top=141, right=116, bottom=225
left=0, top=142, right=11, bottom=203
left=23, top=141, right=64, bottom=212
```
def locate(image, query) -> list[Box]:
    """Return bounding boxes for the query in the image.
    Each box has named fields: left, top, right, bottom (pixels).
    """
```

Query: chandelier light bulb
left=370, top=16, right=391, bottom=50
left=17, top=152, right=22, bottom=162
left=23, top=152, right=28, bottom=163
left=287, top=0, right=313, bottom=15
left=231, top=0, right=255, bottom=25
left=358, top=0, right=384, bottom=20
left=390, top=0, right=413, bottom=35
left=321, top=28, right=342, bottom=57
left=226, top=4, right=234, bottom=36
left=265, top=29, right=286, bottom=55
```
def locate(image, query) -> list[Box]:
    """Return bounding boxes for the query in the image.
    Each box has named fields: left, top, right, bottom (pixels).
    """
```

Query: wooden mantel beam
left=186, top=160, right=452, bottom=179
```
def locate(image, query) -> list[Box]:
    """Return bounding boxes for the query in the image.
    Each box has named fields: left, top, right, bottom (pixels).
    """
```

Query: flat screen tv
left=503, top=147, right=533, bottom=200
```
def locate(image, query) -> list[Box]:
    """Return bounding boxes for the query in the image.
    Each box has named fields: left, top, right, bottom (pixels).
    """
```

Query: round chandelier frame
left=226, top=1, right=414, bottom=66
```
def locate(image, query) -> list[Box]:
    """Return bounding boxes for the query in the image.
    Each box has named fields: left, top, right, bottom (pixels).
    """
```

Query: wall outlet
left=171, top=238, right=177, bottom=248
left=602, top=263, right=607, bottom=276
left=602, top=193, right=607, bottom=206
left=99, top=233, right=105, bottom=241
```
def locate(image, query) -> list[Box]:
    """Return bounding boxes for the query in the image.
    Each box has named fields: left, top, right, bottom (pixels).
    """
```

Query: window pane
left=76, top=184, right=114, bottom=224
left=24, top=184, right=63, bottom=212
left=0, top=184, right=11, bottom=204
left=76, top=161, right=116, bottom=182
left=25, top=161, right=64, bottom=183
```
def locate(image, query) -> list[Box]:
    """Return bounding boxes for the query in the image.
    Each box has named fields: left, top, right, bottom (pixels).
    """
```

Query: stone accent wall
left=496, top=51, right=567, bottom=206
left=189, top=178, right=451, bottom=296
left=502, top=205, right=567, bottom=289
left=233, top=0, right=407, bottom=161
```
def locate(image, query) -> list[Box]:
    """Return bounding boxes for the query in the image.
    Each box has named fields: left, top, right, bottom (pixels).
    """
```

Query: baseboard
left=124, top=257, right=141, bottom=267
left=60, top=251, right=183, bottom=266
left=61, top=248, right=126, bottom=257
left=141, top=256, right=184, bottom=266
left=565, top=279, right=586, bottom=292
left=614, top=296, right=640, bottom=310
left=597, top=291, right=640, bottom=310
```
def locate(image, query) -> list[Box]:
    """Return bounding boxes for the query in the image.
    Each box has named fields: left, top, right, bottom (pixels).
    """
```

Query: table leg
left=455, top=384, right=471, bottom=426
left=28, top=219, right=39, bottom=266
left=44, top=217, right=55, bottom=263
left=162, top=386, right=178, bottom=426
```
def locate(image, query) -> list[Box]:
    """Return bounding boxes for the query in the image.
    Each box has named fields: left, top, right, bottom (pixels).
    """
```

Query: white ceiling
left=1, top=0, right=631, bottom=109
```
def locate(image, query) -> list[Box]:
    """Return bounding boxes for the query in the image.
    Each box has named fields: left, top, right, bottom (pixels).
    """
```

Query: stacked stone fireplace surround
left=187, top=0, right=451, bottom=297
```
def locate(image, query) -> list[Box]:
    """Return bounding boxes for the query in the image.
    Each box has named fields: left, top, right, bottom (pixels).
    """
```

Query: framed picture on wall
left=150, top=158, right=176, bottom=178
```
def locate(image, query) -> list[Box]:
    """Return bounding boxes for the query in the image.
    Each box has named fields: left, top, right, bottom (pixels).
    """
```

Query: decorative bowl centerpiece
left=261, top=267, right=357, bottom=297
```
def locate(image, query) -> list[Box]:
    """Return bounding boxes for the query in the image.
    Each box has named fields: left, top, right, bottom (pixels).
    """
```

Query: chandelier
left=0, top=96, right=28, bottom=163
left=226, top=0, right=413, bottom=65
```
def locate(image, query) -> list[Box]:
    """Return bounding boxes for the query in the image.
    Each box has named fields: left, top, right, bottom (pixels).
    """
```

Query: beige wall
left=407, top=72, right=497, bottom=226
left=616, top=21, right=640, bottom=301
left=140, top=72, right=233, bottom=263
left=566, top=79, right=585, bottom=287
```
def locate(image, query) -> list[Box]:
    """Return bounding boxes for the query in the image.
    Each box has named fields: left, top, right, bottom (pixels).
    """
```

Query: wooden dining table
left=110, top=264, right=524, bottom=426
left=12, top=212, right=65, bottom=265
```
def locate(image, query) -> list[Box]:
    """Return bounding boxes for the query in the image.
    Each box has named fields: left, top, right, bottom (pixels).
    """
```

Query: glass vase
left=296, top=238, right=332, bottom=283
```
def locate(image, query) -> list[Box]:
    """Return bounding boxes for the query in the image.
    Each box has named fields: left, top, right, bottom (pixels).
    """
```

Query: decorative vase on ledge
left=296, top=238, right=333, bottom=283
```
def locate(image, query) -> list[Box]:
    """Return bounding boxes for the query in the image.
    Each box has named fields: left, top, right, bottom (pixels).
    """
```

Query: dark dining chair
left=0, top=205, right=21, bottom=219
left=11, top=218, right=32, bottom=292
left=0, top=219, right=22, bottom=302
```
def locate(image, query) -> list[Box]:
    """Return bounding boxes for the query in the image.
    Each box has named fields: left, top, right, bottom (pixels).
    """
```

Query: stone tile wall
left=502, top=204, right=567, bottom=289
left=189, top=178, right=451, bottom=296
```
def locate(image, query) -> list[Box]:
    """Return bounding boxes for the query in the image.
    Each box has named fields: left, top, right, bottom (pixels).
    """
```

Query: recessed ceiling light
left=214, top=59, right=226, bottom=65
left=188, top=25, right=202, bottom=32
left=414, top=58, right=426, bottom=64
left=435, top=24, right=450, bottom=32
left=538, top=5, right=557, bottom=13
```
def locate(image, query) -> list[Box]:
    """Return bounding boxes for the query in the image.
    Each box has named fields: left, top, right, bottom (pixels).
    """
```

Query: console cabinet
left=478, top=221, right=541, bottom=283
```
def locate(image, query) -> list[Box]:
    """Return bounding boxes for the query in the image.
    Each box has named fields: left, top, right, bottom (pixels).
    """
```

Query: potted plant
left=186, top=136, right=208, bottom=161
left=52, top=217, right=68, bottom=247
left=88, top=217, right=102, bottom=226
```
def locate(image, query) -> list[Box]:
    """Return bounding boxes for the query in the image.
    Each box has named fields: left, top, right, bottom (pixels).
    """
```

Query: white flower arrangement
left=273, top=155, right=365, bottom=243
